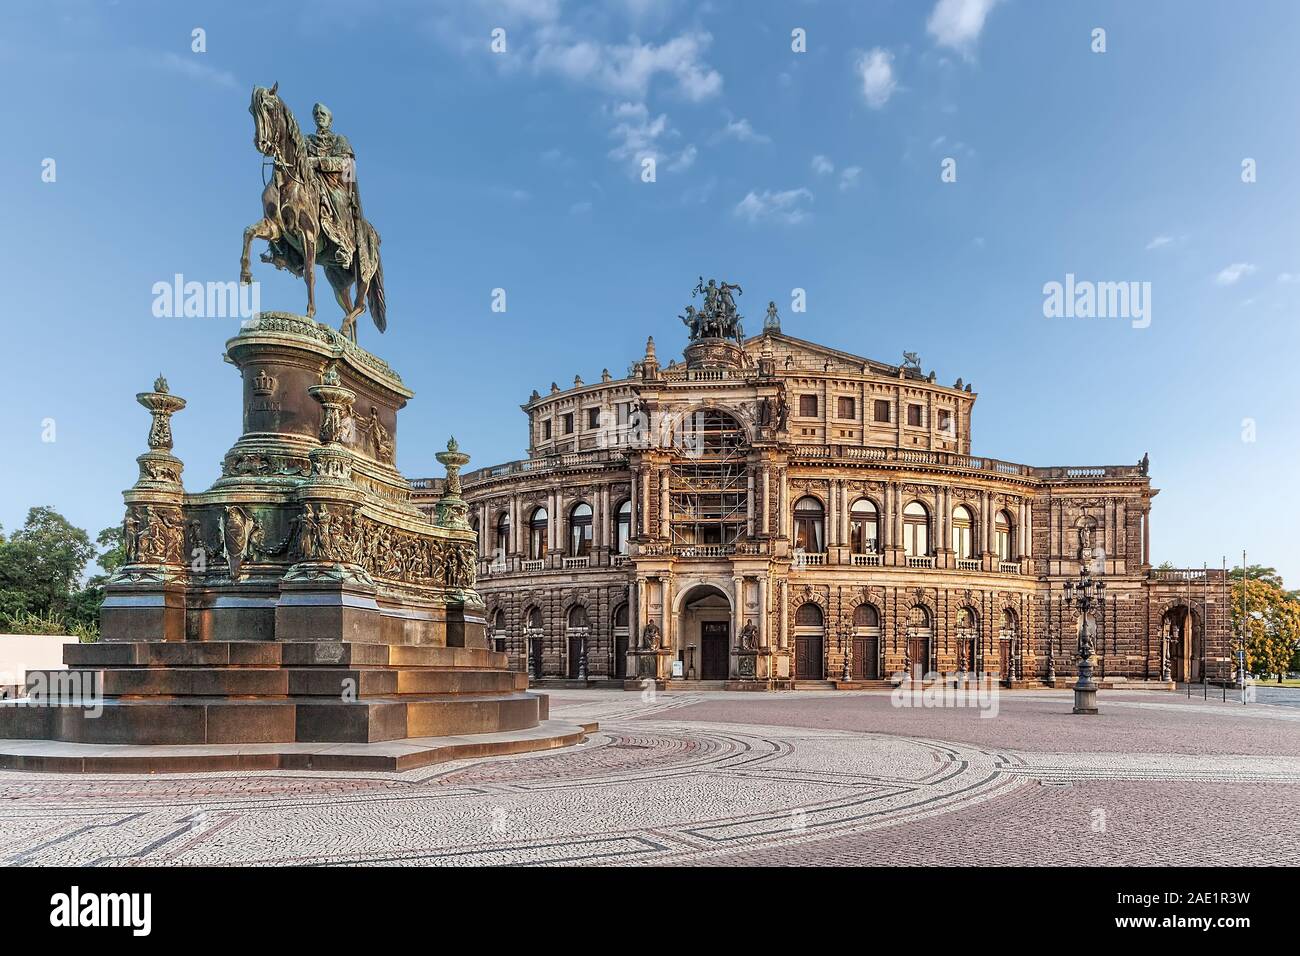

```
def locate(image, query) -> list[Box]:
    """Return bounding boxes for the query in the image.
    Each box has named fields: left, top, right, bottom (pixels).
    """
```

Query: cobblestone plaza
left=3, top=687, right=1295, bottom=867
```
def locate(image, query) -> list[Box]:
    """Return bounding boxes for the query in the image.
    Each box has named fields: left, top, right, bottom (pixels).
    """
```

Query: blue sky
left=3, top=0, right=1299, bottom=582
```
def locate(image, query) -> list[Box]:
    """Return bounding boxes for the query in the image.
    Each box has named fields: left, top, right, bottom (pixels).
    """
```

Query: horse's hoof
left=239, top=272, right=252, bottom=285
left=306, top=308, right=316, bottom=319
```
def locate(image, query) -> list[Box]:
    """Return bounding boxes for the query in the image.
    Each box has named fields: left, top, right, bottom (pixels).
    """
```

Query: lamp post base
left=1072, top=685, right=1098, bottom=715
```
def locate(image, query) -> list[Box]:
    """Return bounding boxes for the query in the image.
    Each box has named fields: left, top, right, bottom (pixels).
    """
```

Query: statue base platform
left=0, top=314, right=588, bottom=770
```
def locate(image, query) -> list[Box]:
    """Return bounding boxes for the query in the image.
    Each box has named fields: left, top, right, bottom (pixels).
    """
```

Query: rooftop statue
left=683, top=277, right=745, bottom=343
left=240, top=83, right=387, bottom=343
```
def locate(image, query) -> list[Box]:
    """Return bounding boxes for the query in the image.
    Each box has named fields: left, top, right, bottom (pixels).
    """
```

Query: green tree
left=1229, top=567, right=1300, bottom=682
left=0, top=506, right=96, bottom=621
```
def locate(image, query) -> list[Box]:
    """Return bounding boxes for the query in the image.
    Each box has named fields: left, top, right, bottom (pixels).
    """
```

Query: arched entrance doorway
left=794, top=603, right=825, bottom=680
left=677, top=584, right=732, bottom=680
left=1163, top=605, right=1203, bottom=682
left=851, top=604, right=881, bottom=680
left=907, top=605, right=932, bottom=681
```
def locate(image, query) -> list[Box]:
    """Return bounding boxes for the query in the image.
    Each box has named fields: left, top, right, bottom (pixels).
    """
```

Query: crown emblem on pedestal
left=252, top=369, right=277, bottom=396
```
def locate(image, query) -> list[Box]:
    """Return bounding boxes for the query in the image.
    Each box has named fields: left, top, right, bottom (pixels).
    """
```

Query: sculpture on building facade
left=685, top=277, right=745, bottom=342
left=241, top=84, right=387, bottom=342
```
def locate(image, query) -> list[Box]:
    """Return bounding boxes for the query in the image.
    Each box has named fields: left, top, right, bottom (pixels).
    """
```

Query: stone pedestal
left=0, top=313, right=583, bottom=772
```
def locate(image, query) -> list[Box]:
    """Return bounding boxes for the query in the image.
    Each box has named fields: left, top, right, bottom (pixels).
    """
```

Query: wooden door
left=908, top=634, right=929, bottom=680
left=567, top=634, right=583, bottom=679
left=998, top=639, right=1011, bottom=681
left=852, top=636, right=878, bottom=680
left=796, top=635, right=823, bottom=680
left=700, top=622, right=728, bottom=680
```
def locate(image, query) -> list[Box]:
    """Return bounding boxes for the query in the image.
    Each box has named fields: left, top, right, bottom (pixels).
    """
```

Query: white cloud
left=569, top=200, right=593, bottom=216
left=154, top=52, right=237, bottom=89
left=1145, top=235, right=1175, bottom=250
left=927, top=0, right=1000, bottom=56
left=733, top=188, right=814, bottom=226
left=606, top=102, right=693, bottom=174
left=1215, top=262, right=1256, bottom=286
left=533, top=31, right=722, bottom=102
left=667, top=144, right=697, bottom=172
left=838, top=166, right=862, bottom=191
left=856, top=48, right=897, bottom=109
left=1277, top=272, right=1300, bottom=283
left=718, top=116, right=769, bottom=144
left=811, top=154, right=834, bottom=176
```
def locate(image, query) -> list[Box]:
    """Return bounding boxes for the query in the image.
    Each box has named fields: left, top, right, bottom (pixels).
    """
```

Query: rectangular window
left=799, top=394, right=818, bottom=417
left=938, top=409, right=953, bottom=435
left=907, top=404, right=922, bottom=427
left=874, top=399, right=891, bottom=423
left=542, top=420, right=552, bottom=440
left=837, top=396, right=855, bottom=419
left=562, top=413, right=574, bottom=434
left=587, top=407, right=601, bottom=429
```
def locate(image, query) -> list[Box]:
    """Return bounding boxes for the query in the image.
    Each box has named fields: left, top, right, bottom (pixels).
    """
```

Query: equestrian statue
left=240, top=84, right=387, bottom=342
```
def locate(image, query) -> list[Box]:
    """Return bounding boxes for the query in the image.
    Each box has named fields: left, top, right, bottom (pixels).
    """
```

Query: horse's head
left=249, top=82, right=282, bottom=158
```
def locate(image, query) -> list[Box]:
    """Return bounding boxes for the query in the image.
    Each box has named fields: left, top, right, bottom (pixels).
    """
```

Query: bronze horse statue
left=240, top=84, right=386, bottom=342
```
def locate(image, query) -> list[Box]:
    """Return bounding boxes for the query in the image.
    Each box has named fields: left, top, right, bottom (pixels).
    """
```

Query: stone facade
left=413, top=324, right=1232, bottom=688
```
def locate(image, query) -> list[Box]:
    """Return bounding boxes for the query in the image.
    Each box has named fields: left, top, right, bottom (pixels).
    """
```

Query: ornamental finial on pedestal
left=133, top=375, right=187, bottom=487
left=434, top=437, right=472, bottom=530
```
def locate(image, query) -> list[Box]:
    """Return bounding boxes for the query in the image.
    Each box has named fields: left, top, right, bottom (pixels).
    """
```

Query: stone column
left=778, top=578, right=788, bottom=649
left=827, top=480, right=838, bottom=547
left=778, top=468, right=788, bottom=538
left=761, top=465, right=771, bottom=535
left=758, top=575, right=769, bottom=649
left=842, top=483, right=852, bottom=547
left=661, top=575, right=673, bottom=649
left=659, top=466, right=670, bottom=540
left=642, top=468, right=652, bottom=536
left=629, top=465, right=639, bottom=540
left=746, top=469, right=755, bottom=537
left=732, top=574, right=744, bottom=640
left=882, top=484, right=893, bottom=551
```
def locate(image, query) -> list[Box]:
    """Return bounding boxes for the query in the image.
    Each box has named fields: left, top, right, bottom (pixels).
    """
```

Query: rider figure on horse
left=305, top=103, right=363, bottom=271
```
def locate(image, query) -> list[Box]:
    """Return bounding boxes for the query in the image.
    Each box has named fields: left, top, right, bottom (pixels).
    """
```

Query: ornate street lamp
left=1061, top=565, right=1106, bottom=714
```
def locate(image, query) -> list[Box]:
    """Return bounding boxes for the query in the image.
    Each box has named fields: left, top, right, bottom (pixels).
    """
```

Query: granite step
left=0, top=691, right=548, bottom=745
left=64, top=641, right=510, bottom=670
left=20, top=666, right=528, bottom=698
left=0, top=719, right=597, bottom=774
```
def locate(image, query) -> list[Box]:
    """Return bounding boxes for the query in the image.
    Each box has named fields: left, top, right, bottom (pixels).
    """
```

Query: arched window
left=951, top=505, right=975, bottom=558
left=494, top=512, right=510, bottom=561
left=853, top=603, right=880, bottom=629
left=793, top=496, right=825, bottom=553
left=908, top=605, right=932, bottom=632
left=956, top=606, right=977, bottom=633
left=850, top=499, right=879, bottom=553
left=903, top=502, right=930, bottom=557
left=995, top=510, right=1013, bottom=561
left=568, top=502, right=592, bottom=557
left=795, top=603, right=824, bottom=627
left=470, top=515, right=479, bottom=540
left=526, top=606, right=543, bottom=630
left=567, top=604, right=589, bottom=628
left=528, top=507, right=548, bottom=560
left=615, top=499, right=632, bottom=555
left=614, top=604, right=629, bottom=628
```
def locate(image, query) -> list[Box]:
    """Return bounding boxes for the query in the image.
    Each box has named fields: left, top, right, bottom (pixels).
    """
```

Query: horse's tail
left=367, top=254, right=387, bottom=333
